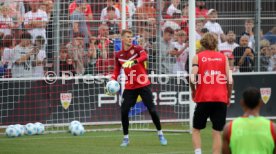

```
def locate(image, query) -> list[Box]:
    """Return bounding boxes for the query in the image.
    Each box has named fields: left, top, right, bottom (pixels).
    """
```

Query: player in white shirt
left=166, top=0, right=181, bottom=16
left=0, top=5, right=14, bottom=36
left=204, top=9, right=225, bottom=43
left=32, top=36, right=46, bottom=77
left=24, top=2, right=48, bottom=43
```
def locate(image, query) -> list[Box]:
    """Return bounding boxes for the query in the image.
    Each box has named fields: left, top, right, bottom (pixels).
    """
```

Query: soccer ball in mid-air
left=69, top=120, right=81, bottom=132
left=6, top=125, right=20, bottom=137
left=15, top=124, right=25, bottom=136
left=35, top=122, right=45, bottom=135
left=25, top=123, right=37, bottom=135
left=71, top=123, right=85, bottom=136
left=106, top=80, right=120, bottom=95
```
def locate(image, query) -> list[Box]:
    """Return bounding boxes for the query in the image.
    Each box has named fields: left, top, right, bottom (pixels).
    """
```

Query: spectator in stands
left=59, top=45, right=75, bottom=76
left=95, top=24, right=115, bottom=75
left=240, top=19, right=255, bottom=49
left=2, top=35, right=14, bottom=77
left=2, top=0, right=25, bottom=44
left=135, top=0, right=156, bottom=35
left=11, top=32, right=37, bottom=78
left=69, top=0, right=93, bottom=33
left=95, top=24, right=116, bottom=75
left=260, top=39, right=271, bottom=72
left=69, top=0, right=93, bottom=19
left=166, top=0, right=181, bottom=17
left=100, top=0, right=120, bottom=22
left=204, top=9, right=225, bottom=43
left=195, top=20, right=204, bottom=40
left=0, top=5, right=14, bottom=37
left=162, top=13, right=181, bottom=31
left=160, top=27, right=175, bottom=74
left=219, top=31, right=239, bottom=69
left=66, top=32, right=86, bottom=75
left=219, top=31, right=239, bottom=51
left=40, top=0, right=54, bottom=19
left=137, top=27, right=157, bottom=72
left=196, top=1, right=208, bottom=18
left=97, top=24, right=114, bottom=52
left=263, top=27, right=276, bottom=45
left=32, top=36, right=46, bottom=77
left=138, top=28, right=152, bottom=50
left=70, top=0, right=91, bottom=48
left=171, top=30, right=189, bottom=74
left=24, top=2, right=48, bottom=44
left=233, top=35, right=254, bottom=72
left=95, top=38, right=114, bottom=75
left=268, top=44, right=276, bottom=71
left=106, top=6, right=120, bottom=37
left=85, top=36, right=100, bottom=75
left=126, top=0, right=136, bottom=28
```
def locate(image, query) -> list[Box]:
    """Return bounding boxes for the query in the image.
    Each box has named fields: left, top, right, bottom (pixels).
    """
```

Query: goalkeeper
left=110, top=29, right=167, bottom=147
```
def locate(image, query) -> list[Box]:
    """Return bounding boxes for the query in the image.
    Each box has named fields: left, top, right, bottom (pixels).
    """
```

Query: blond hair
left=200, top=33, right=218, bottom=51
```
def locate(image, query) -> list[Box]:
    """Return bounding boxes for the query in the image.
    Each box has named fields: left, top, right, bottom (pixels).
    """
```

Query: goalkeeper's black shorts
left=121, top=85, right=155, bottom=111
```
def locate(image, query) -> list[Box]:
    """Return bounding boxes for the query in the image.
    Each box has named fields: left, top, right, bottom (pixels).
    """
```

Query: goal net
left=0, top=74, right=191, bottom=133
left=0, top=0, right=194, bottom=133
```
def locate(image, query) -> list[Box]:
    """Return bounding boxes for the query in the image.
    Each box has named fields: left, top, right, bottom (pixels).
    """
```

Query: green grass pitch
left=0, top=125, right=213, bottom=154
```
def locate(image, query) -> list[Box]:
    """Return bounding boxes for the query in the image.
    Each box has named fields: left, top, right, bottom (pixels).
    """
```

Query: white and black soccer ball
left=5, top=125, right=20, bottom=137
left=68, top=120, right=81, bottom=132
left=34, top=122, right=45, bottom=135
left=25, top=123, right=37, bottom=135
left=71, top=124, right=85, bottom=136
left=106, top=80, right=120, bottom=95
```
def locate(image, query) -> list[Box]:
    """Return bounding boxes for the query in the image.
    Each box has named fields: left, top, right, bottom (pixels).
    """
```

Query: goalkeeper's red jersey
left=111, top=45, right=150, bottom=89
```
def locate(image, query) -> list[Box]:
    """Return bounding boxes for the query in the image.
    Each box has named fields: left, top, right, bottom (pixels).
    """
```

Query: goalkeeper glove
left=122, top=60, right=137, bottom=68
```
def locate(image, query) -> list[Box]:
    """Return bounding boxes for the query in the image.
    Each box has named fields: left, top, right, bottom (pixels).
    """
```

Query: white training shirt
left=0, top=15, right=13, bottom=36
left=100, top=7, right=121, bottom=22
left=24, top=9, right=48, bottom=43
left=204, top=21, right=224, bottom=43
left=218, top=42, right=239, bottom=52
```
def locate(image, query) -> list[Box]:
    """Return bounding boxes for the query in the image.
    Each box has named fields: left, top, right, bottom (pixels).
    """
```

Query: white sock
left=157, top=130, right=163, bottom=135
left=124, top=135, right=129, bottom=139
left=195, top=148, right=202, bottom=154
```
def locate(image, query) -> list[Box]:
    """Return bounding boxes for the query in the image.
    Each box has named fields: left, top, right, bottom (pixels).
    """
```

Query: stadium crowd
left=0, top=0, right=276, bottom=78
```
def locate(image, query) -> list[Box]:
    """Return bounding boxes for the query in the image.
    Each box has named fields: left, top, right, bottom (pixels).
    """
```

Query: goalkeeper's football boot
left=120, top=138, right=129, bottom=147
left=159, top=135, right=167, bottom=146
